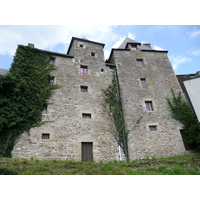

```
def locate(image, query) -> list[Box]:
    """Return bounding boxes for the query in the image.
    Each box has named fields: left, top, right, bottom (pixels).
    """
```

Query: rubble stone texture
left=12, top=37, right=186, bottom=161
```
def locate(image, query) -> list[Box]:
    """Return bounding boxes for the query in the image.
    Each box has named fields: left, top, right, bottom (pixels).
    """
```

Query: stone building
left=12, top=36, right=187, bottom=161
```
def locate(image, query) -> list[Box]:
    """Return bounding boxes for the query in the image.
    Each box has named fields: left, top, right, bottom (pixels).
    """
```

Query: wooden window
left=80, top=86, right=88, bottom=92
left=80, top=66, right=88, bottom=76
left=42, top=133, right=50, bottom=139
left=137, top=59, right=143, bottom=67
left=140, top=78, right=147, bottom=88
left=149, top=126, right=157, bottom=131
left=145, top=101, right=154, bottom=111
left=81, top=142, right=93, bottom=162
left=82, top=113, right=91, bottom=118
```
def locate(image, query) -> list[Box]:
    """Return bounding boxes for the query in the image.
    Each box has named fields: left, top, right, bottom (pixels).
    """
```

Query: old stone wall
left=12, top=39, right=121, bottom=161
left=12, top=38, right=187, bottom=162
left=111, top=48, right=186, bottom=160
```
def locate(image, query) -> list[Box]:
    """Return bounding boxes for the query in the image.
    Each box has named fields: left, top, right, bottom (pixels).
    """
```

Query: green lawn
left=1, top=154, right=200, bottom=175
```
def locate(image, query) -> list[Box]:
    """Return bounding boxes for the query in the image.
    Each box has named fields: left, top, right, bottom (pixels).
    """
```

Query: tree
left=0, top=45, right=58, bottom=157
left=166, top=89, right=200, bottom=147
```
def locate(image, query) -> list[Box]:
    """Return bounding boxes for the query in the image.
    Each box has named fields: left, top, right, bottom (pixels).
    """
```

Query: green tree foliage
left=0, top=45, right=58, bottom=157
left=102, top=71, right=129, bottom=160
left=166, top=89, right=200, bottom=146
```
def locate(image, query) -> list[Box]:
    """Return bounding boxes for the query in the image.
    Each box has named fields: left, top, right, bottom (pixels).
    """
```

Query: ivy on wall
left=166, top=89, right=200, bottom=148
left=102, top=68, right=129, bottom=161
left=0, top=45, right=58, bottom=157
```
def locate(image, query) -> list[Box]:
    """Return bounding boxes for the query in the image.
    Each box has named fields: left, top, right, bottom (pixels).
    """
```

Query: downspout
left=118, top=141, right=122, bottom=161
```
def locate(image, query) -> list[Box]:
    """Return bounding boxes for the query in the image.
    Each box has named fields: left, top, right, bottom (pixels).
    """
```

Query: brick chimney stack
left=28, top=43, right=34, bottom=48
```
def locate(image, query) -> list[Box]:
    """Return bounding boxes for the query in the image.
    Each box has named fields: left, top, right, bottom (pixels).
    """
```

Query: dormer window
left=131, top=45, right=137, bottom=51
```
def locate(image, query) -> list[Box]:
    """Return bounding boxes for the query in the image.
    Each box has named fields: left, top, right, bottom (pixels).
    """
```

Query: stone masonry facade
left=12, top=37, right=187, bottom=161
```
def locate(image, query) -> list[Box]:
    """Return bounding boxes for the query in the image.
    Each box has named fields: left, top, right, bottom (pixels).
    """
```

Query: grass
left=0, top=154, right=200, bottom=175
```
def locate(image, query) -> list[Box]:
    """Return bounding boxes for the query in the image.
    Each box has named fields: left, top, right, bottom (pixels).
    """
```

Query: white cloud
left=169, top=55, right=191, bottom=71
left=153, top=45, right=164, bottom=50
left=112, top=32, right=136, bottom=49
left=191, top=50, right=200, bottom=56
left=189, top=29, right=200, bottom=38
left=0, top=25, right=119, bottom=56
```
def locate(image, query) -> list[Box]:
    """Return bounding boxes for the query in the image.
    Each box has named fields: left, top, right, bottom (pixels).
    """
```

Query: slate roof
left=0, top=68, right=9, bottom=75
left=118, top=37, right=167, bottom=52
left=118, top=37, right=141, bottom=49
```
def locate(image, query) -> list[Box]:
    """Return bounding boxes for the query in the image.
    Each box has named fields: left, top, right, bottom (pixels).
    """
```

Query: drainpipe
left=118, top=140, right=122, bottom=161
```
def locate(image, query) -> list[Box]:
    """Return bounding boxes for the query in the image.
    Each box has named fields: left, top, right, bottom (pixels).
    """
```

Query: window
left=50, top=57, right=55, bottom=64
left=42, top=133, right=50, bottom=139
left=140, top=78, right=147, bottom=88
left=145, top=101, right=154, bottom=111
left=49, top=76, right=55, bottom=84
left=131, top=45, right=137, bottom=50
left=79, top=44, right=84, bottom=48
left=42, top=105, right=47, bottom=114
left=100, top=68, right=105, bottom=73
left=91, top=52, right=95, bottom=56
left=149, top=126, right=157, bottom=131
left=137, top=59, right=143, bottom=67
left=82, top=113, right=91, bottom=118
left=80, top=86, right=88, bottom=92
left=80, top=66, right=88, bottom=76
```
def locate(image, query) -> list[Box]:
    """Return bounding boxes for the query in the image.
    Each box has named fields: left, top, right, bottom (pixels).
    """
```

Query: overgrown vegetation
left=1, top=154, right=200, bottom=175
left=166, top=89, right=200, bottom=148
left=0, top=45, right=58, bottom=157
left=102, top=69, right=129, bottom=160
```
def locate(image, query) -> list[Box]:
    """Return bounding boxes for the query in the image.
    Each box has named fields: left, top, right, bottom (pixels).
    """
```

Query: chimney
left=28, top=43, right=34, bottom=48
left=143, top=43, right=151, bottom=48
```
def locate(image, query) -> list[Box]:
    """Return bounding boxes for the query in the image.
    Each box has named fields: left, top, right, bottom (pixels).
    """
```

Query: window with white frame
left=80, top=65, right=88, bottom=76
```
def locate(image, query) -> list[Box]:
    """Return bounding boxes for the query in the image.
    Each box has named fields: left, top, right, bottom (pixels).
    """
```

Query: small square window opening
left=91, top=52, right=95, bottom=56
left=145, top=101, right=154, bottom=111
left=80, top=86, right=88, bottom=92
left=100, top=68, right=104, bottom=73
left=79, top=44, right=84, bottom=48
left=42, top=133, right=50, bottom=139
left=82, top=113, right=91, bottom=118
left=149, top=126, right=157, bottom=131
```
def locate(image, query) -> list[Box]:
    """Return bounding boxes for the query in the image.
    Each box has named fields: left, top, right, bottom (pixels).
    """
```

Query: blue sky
left=0, top=25, right=199, bottom=75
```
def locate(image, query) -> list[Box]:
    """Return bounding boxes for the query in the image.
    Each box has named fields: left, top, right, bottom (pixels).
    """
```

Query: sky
left=0, top=25, right=199, bottom=75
